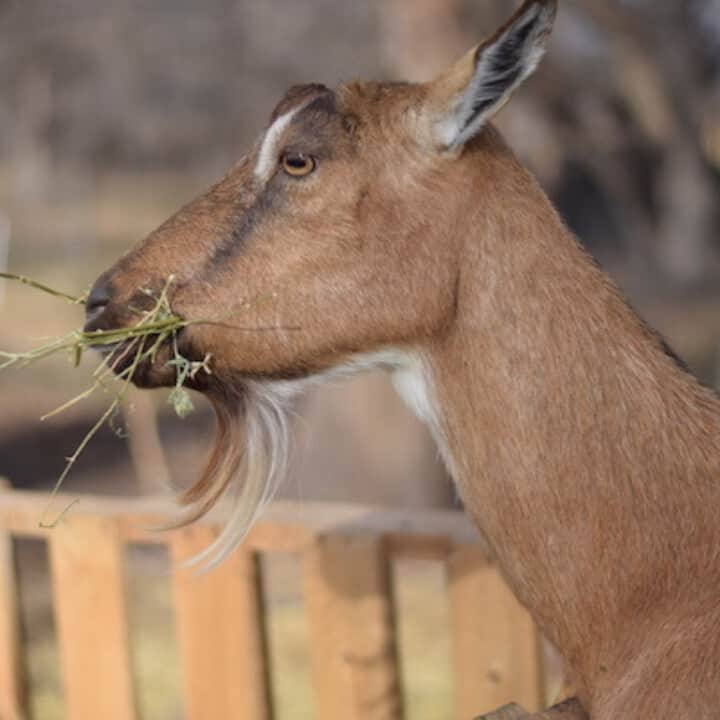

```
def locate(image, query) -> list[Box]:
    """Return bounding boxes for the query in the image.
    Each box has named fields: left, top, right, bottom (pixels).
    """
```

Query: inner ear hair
left=443, top=0, right=557, bottom=151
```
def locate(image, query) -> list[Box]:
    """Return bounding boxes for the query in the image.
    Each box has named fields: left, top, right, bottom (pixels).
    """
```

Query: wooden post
left=475, top=698, right=589, bottom=720
left=303, top=534, right=403, bottom=720
left=476, top=703, right=528, bottom=720
left=448, top=547, right=543, bottom=720
left=0, top=479, right=25, bottom=720
left=48, top=515, right=135, bottom=720
left=171, top=527, right=270, bottom=720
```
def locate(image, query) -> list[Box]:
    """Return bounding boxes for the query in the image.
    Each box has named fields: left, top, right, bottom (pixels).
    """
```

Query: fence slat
left=171, top=527, right=270, bottom=720
left=303, top=534, right=403, bottom=720
left=0, top=485, right=24, bottom=720
left=2, top=489, right=545, bottom=720
left=449, top=547, right=542, bottom=720
left=48, top=515, right=135, bottom=720
left=0, top=491, right=486, bottom=557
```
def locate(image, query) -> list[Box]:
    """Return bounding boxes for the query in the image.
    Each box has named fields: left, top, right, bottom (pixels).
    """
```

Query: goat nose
left=84, top=278, right=112, bottom=328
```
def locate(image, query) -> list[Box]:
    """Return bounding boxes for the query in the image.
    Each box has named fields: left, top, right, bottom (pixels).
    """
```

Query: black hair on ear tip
left=440, top=0, right=556, bottom=151
left=463, top=8, right=544, bottom=130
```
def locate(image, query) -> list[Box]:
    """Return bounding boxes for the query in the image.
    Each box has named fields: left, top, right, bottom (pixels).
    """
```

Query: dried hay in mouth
left=0, top=273, right=200, bottom=410
left=1, top=272, right=291, bottom=561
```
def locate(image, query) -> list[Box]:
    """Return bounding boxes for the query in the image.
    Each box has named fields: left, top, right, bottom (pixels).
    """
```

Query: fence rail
left=0, top=490, right=546, bottom=720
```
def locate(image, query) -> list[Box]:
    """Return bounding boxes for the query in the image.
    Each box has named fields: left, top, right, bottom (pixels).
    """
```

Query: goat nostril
left=85, top=280, right=112, bottom=320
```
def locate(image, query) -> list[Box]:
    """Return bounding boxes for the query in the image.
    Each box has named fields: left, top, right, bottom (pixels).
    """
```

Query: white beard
left=176, top=350, right=451, bottom=567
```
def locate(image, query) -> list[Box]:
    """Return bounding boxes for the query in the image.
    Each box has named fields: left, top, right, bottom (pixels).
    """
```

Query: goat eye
left=281, top=153, right=316, bottom=177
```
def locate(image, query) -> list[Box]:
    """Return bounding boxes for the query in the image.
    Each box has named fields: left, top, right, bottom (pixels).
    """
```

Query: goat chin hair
left=162, top=380, right=294, bottom=569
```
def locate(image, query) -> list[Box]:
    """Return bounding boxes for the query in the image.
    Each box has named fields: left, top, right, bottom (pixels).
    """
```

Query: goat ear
left=424, top=0, right=557, bottom=152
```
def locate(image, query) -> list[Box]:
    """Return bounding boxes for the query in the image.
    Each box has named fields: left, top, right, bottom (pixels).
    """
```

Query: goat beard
left=164, top=379, right=295, bottom=567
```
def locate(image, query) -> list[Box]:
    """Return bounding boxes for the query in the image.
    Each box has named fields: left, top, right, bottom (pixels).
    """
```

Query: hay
left=1, top=273, right=211, bottom=526
left=2, top=271, right=290, bottom=536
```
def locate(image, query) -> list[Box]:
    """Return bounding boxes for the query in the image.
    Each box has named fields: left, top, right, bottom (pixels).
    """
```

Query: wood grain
left=304, top=534, right=403, bottom=720
left=449, top=547, right=543, bottom=719
left=171, top=525, right=270, bottom=720
left=0, top=480, right=24, bottom=720
left=48, top=515, right=135, bottom=720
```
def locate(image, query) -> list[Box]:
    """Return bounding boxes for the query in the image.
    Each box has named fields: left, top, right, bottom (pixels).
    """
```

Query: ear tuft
left=430, top=0, right=557, bottom=152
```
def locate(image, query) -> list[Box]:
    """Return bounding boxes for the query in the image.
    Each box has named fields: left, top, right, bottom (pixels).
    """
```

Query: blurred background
left=1, top=1, right=719, bottom=718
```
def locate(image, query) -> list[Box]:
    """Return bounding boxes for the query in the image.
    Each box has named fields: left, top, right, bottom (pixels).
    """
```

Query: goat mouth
left=97, top=333, right=178, bottom=389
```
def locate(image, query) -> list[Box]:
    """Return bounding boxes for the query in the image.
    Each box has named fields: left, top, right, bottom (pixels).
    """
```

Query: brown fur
left=86, top=1, right=720, bottom=716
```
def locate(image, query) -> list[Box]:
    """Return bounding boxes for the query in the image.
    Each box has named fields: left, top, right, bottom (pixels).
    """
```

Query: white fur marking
left=255, top=107, right=302, bottom=182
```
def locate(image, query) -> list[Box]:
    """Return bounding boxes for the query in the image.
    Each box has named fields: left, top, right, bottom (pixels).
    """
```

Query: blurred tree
left=377, top=0, right=468, bottom=81
left=574, top=0, right=719, bottom=285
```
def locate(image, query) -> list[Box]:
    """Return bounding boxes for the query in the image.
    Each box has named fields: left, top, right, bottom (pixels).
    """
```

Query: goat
left=85, top=1, right=720, bottom=717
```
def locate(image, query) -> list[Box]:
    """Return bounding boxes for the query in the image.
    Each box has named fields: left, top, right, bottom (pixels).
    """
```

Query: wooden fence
left=0, top=491, right=547, bottom=720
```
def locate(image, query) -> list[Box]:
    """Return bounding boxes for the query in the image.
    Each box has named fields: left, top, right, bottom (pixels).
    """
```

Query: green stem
left=0, top=272, right=86, bottom=304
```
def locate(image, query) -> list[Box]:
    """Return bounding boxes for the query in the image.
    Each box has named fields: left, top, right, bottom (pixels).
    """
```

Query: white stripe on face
left=254, top=107, right=303, bottom=183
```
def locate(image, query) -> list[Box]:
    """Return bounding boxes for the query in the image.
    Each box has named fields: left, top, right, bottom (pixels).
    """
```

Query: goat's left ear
left=422, top=0, right=557, bottom=153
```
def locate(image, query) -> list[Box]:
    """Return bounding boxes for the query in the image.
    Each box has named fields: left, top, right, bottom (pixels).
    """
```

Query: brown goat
left=85, top=1, right=720, bottom=717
